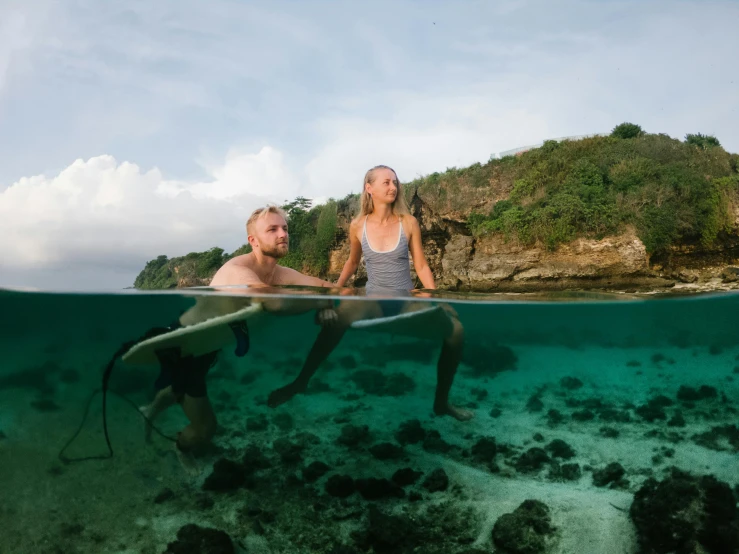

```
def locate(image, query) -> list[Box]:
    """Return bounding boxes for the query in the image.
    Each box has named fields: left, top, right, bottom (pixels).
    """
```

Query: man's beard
left=261, top=242, right=288, bottom=259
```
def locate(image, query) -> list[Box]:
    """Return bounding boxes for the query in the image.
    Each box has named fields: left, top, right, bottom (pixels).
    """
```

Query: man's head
left=246, top=205, right=289, bottom=258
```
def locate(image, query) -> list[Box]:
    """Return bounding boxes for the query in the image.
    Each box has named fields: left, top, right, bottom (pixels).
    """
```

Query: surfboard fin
left=228, top=320, right=250, bottom=357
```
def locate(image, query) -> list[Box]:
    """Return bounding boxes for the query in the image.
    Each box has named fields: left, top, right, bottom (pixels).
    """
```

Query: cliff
left=327, top=195, right=739, bottom=293
left=134, top=127, right=739, bottom=292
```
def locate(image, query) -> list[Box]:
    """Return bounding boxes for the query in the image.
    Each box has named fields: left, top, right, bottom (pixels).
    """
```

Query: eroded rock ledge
left=327, top=195, right=739, bottom=293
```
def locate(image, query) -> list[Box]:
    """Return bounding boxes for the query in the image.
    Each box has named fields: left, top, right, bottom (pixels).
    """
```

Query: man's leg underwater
left=140, top=350, right=180, bottom=442
left=267, top=300, right=382, bottom=408
left=140, top=386, right=178, bottom=442
left=152, top=349, right=219, bottom=475
left=158, top=393, right=216, bottom=477
left=175, top=352, right=219, bottom=448
left=177, top=393, right=218, bottom=450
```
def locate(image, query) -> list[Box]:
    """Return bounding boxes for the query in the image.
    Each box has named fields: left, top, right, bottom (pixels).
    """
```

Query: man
left=140, top=205, right=338, bottom=474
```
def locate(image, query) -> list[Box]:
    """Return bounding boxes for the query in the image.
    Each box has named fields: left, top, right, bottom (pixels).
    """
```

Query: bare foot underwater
left=434, top=401, right=475, bottom=422
left=268, top=382, right=305, bottom=408
left=174, top=444, right=202, bottom=478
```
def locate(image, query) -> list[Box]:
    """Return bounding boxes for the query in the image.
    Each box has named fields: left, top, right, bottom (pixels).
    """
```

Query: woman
left=336, top=164, right=434, bottom=297
left=267, top=165, right=473, bottom=422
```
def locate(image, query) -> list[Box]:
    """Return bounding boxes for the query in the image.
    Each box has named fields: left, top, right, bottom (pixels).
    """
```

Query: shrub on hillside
left=609, top=157, right=661, bottom=193
left=304, top=200, right=338, bottom=273
left=611, top=122, right=644, bottom=139
left=685, top=133, right=721, bottom=149
left=134, top=255, right=177, bottom=289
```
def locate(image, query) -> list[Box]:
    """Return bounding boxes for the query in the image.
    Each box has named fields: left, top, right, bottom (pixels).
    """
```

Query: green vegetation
left=278, top=196, right=341, bottom=274
left=442, top=128, right=738, bottom=254
left=134, top=125, right=739, bottom=288
left=611, top=122, right=644, bottom=139
left=685, top=132, right=721, bottom=149
left=133, top=246, right=246, bottom=289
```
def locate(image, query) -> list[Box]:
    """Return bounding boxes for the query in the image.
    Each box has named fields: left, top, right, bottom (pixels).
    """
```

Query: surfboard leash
left=59, top=317, right=251, bottom=464
left=58, top=326, right=178, bottom=464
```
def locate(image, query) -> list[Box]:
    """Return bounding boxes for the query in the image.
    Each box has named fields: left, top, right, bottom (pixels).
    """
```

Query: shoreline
left=3, top=276, right=739, bottom=300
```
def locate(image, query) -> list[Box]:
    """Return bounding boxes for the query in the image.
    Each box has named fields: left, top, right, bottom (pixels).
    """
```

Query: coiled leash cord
left=57, top=318, right=250, bottom=464
left=58, top=326, right=178, bottom=464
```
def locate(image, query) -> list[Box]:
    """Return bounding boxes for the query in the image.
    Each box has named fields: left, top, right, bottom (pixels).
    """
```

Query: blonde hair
left=246, top=204, right=288, bottom=236
left=356, top=164, right=410, bottom=220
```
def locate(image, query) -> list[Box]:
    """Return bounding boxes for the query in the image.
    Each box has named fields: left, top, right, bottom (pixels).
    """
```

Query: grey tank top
left=361, top=215, right=414, bottom=294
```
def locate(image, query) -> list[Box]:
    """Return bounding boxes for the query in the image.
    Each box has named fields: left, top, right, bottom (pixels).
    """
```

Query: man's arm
left=207, top=263, right=331, bottom=316
left=178, top=265, right=268, bottom=326
left=265, top=266, right=337, bottom=317
left=276, top=266, right=334, bottom=288
left=197, top=260, right=337, bottom=323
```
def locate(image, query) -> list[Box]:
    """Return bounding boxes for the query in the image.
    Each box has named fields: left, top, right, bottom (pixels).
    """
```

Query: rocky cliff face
left=327, top=193, right=739, bottom=292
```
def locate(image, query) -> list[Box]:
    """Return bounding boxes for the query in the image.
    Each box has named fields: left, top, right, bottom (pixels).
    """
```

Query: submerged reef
left=630, top=467, right=739, bottom=554
left=492, top=500, right=555, bottom=554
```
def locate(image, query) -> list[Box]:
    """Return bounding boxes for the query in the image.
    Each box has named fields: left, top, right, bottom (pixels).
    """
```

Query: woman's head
left=358, top=165, right=410, bottom=218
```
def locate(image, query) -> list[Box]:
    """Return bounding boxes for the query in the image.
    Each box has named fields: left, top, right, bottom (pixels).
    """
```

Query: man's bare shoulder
left=226, top=253, right=254, bottom=268
left=209, top=254, right=261, bottom=286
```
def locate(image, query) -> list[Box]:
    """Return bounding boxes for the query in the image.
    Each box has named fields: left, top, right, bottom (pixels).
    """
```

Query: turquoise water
left=1, top=287, right=738, bottom=553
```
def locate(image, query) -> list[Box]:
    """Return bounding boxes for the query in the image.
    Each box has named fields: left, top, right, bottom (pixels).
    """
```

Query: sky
left=1, top=0, right=737, bottom=291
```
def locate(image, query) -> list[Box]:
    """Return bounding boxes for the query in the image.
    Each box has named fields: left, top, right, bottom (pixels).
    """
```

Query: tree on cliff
left=685, top=133, right=721, bottom=149
left=610, top=122, right=644, bottom=139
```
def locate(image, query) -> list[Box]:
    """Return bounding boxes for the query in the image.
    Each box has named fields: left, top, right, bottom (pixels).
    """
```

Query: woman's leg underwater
left=267, top=299, right=382, bottom=408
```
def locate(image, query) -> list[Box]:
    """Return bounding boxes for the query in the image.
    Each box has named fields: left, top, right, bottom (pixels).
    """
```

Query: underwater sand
left=1, top=289, right=738, bottom=553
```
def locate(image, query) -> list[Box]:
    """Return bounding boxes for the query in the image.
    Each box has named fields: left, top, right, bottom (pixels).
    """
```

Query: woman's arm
left=407, top=216, right=436, bottom=289
left=336, top=220, right=363, bottom=287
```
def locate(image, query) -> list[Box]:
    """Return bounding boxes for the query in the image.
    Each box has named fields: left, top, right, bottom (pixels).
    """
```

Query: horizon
left=1, top=1, right=738, bottom=291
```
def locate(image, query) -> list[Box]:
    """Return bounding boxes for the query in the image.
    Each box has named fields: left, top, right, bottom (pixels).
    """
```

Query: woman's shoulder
left=399, top=213, right=418, bottom=232
left=348, top=216, right=364, bottom=237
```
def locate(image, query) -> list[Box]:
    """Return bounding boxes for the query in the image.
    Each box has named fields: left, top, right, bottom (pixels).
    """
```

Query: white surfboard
left=121, top=303, right=264, bottom=366
left=350, top=305, right=454, bottom=340
left=122, top=301, right=453, bottom=367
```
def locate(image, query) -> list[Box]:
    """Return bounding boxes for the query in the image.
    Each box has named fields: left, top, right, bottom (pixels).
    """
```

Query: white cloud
left=303, top=97, right=553, bottom=198
left=183, top=147, right=301, bottom=202
left=0, top=147, right=299, bottom=279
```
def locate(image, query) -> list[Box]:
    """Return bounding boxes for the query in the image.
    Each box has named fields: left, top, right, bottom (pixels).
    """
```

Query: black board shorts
left=153, top=348, right=219, bottom=399
left=145, top=315, right=250, bottom=399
